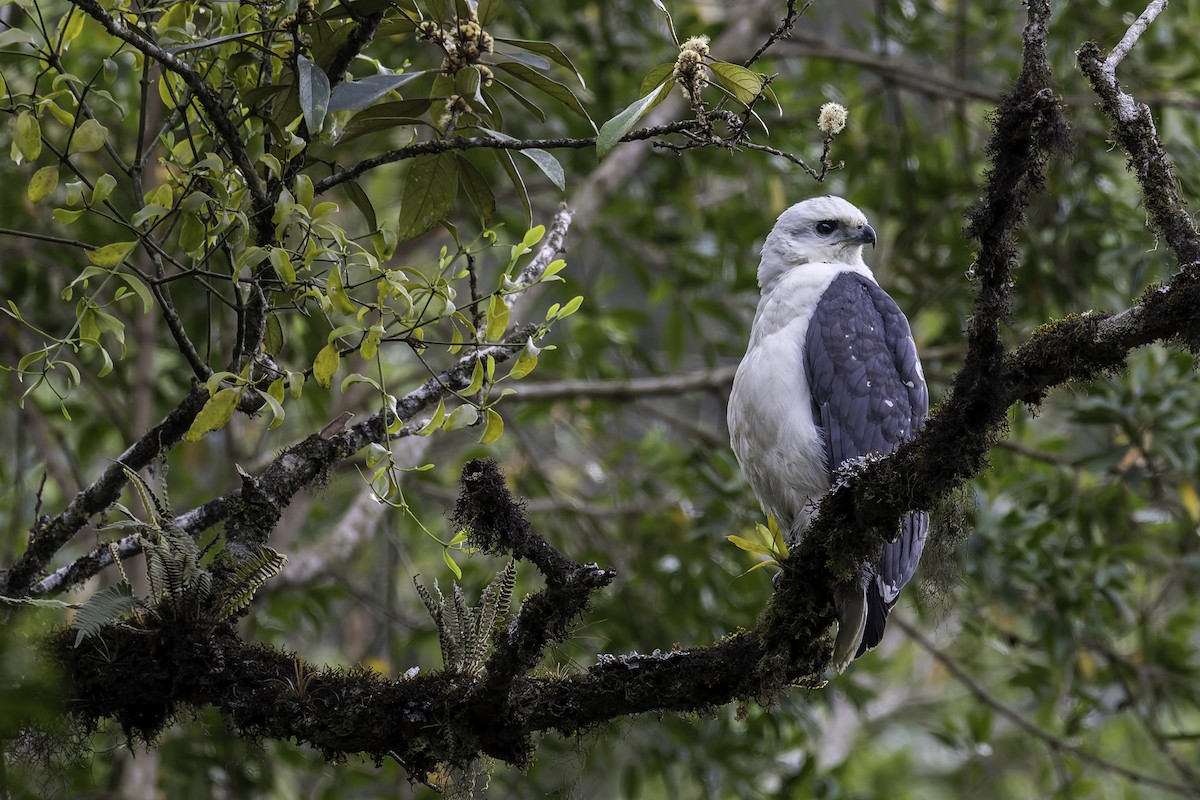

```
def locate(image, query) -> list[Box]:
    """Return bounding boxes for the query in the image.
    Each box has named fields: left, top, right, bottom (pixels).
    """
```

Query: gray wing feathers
left=805, top=272, right=928, bottom=660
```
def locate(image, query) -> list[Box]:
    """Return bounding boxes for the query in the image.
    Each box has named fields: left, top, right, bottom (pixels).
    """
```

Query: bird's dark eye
left=815, top=220, right=838, bottom=235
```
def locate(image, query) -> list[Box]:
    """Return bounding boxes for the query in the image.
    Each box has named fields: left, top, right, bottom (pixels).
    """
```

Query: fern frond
left=72, top=584, right=140, bottom=647
left=216, top=548, right=286, bottom=619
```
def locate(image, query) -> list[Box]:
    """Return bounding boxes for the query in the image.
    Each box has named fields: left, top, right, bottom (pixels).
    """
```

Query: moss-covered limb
left=50, top=619, right=478, bottom=774
left=1, top=385, right=210, bottom=600
left=451, top=459, right=617, bottom=756
left=1077, top=39, right=1200, bottom=268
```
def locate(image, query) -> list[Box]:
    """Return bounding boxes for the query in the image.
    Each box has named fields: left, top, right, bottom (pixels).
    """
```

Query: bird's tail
left=831, top=583, right=867, bottom=673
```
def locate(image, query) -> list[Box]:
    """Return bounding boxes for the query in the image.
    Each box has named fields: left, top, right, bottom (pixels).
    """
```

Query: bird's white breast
left=728, top=261, right=876, bottom=533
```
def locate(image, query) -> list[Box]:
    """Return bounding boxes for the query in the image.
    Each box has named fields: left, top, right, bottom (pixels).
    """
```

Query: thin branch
left=313, top=122, right=699, bottom=196
left=894, top=618, right=1198, bottom=798
left=743, top=0, right=812, bottom=69
left=66, top=0, right=273, bottom=241
left=508, top=365, right=737, bottom=402
left=2, top=384, right=209, bottom=598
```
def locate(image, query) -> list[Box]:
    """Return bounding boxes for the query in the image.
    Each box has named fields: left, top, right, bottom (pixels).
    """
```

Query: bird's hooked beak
left=854, top=223, right=877, bottom=248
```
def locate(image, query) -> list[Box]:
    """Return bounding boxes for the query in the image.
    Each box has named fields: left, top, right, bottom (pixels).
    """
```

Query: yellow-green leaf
left=1181, top=481, right=1200, bottom=522
left=418, top=398, right=446, bottom=435
left=480, top=408, right=503, bottom=444
left=444, top=404, right=478, bottom=431
left=508, top=349, right=537, bottom=380
left=726, top=534, right=776, bottom=558
left=185, top=387, right=240, bottom=441
left=327, top=267, right=356, bottom=314
left=91, top=173, right=117, bottom=206
left=465, top=358, right=485, bottom=395
left=86, top=241, right=136, bottom=268
left=442, top=548, right=462, bottom=579
left=27, top=165, right=58, bottom=202
left=486, top=294, right=509, bottom=340
left=313, top=343, right=340, bottom=389
left=14, top=111, right=41, bottom=161
left=70, top=118, right=109, bottom=155
left=270, top=247, right=295, bottom=286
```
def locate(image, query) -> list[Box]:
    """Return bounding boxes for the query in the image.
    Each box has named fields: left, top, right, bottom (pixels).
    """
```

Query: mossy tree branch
left=35, top=0, right=1200, bottom=787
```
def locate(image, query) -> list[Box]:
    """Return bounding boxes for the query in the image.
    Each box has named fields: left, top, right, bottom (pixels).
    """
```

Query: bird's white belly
left=728, top=320, right=829, bottom=533
left=728, top=261, right=874, bottom=534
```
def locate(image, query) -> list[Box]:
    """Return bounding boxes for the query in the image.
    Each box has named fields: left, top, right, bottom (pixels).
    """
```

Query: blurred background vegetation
left=2, top=0, right=1200, bottom=797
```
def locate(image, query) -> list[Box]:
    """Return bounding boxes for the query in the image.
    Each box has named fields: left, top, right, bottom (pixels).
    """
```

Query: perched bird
left=727, top=196, right=928, bottom=672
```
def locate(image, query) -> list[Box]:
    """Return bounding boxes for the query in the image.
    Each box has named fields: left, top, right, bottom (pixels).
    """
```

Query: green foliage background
left=2, top=0, right=1199, bottom=797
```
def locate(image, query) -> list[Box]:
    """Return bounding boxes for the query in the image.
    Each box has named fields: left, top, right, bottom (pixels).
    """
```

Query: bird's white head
left=757, top=196, right=876, bottom=292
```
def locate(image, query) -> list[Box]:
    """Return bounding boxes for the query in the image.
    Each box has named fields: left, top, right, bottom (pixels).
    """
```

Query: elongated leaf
left=480, top=409, right=503, bottom=444
left=497, top=52, right=551, bottom=70
left=456, top=155, right=495, bottom=224
left=596, top=80, right=673, bottom=160
left=515, top=148, right=565, bottom=191
left=396, top=153, right=459, bottom=242
left=492, top=149, right=530, bottom=228
left=495, top=37, right=586, bottom=88
left=477, top=0, right=503, bottom=24
left=343, top=179, right=378, bottom=231
left=709, top=61, right=766, bottom=105
left=328, top=71, right=428, bottom=113
left=639, top=63, right=675, bottom=97
left=14, top=111, right=41, bottom=161
left=168, top=29, right=272, bottom=54
left=492, top=62, right=594, bottom=129
left=491, top=78, right=546, bottom=123
left=297, top=55, right=331, bottom=132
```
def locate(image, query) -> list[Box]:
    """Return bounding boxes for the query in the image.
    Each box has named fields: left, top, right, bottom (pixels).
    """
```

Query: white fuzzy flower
left=817, top=102, right=848, bottom=136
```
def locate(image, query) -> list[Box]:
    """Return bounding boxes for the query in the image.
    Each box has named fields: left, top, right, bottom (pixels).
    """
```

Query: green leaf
left=257, top=387, right=286, bottom=429
left=495, top=37, right=586, bottom=88
left=639, top=63, right=675, bottom=97
left=327, top=267, right=357, bottom=314
left=709, top=61, right=766, bottom=105
left=480, top=408, right=504, bottom=444
left=91, top=173, right=117, bottom=206
left=418, top=398, right=446, bottom=435
left=508, top=348, right=537, bottom=379
left=264, top=315, right=284, bottom=356
left=456, top=155, right=495, bottom=225
left=442, top=548, right=462, bottom=579
left=477, top=0, right=503, bottom=24
left=486, top=295, right=509, bottom=340
left=53, top=208, right=84, bottom=224
left=515, top=148, right=565, bottom=191
left=185, top=387, right=240, bottom=441
left=297, top=55, right=331, bottom=132
left=492, top=150, right=530, bottom=228
left=339, top=99, right=432, bottom=144
left=343, top=179, right=378, bottom=231
left=27, top=165, right=58, bottom=202
left=328, top=71, right=428, bottom=113
left=269, top=247, right=296, bottom=285
left=491, top=61, right=595, bottom=129
left=14, top=111, right=41, bottom=161
left=444, top=404, right=478, bottom=431
left=86, top=241, right=136, bottom=268
left=726, top=534, right=776, bottom=558
left=596, top=80, right=673, bottom=160
left=313, top=343, right=340, bottom=389
left=118, top=272, right=154, bottom=313
left=70, top=118, right=109, bottom=154
left=396, top=153, right=459, bottom=242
